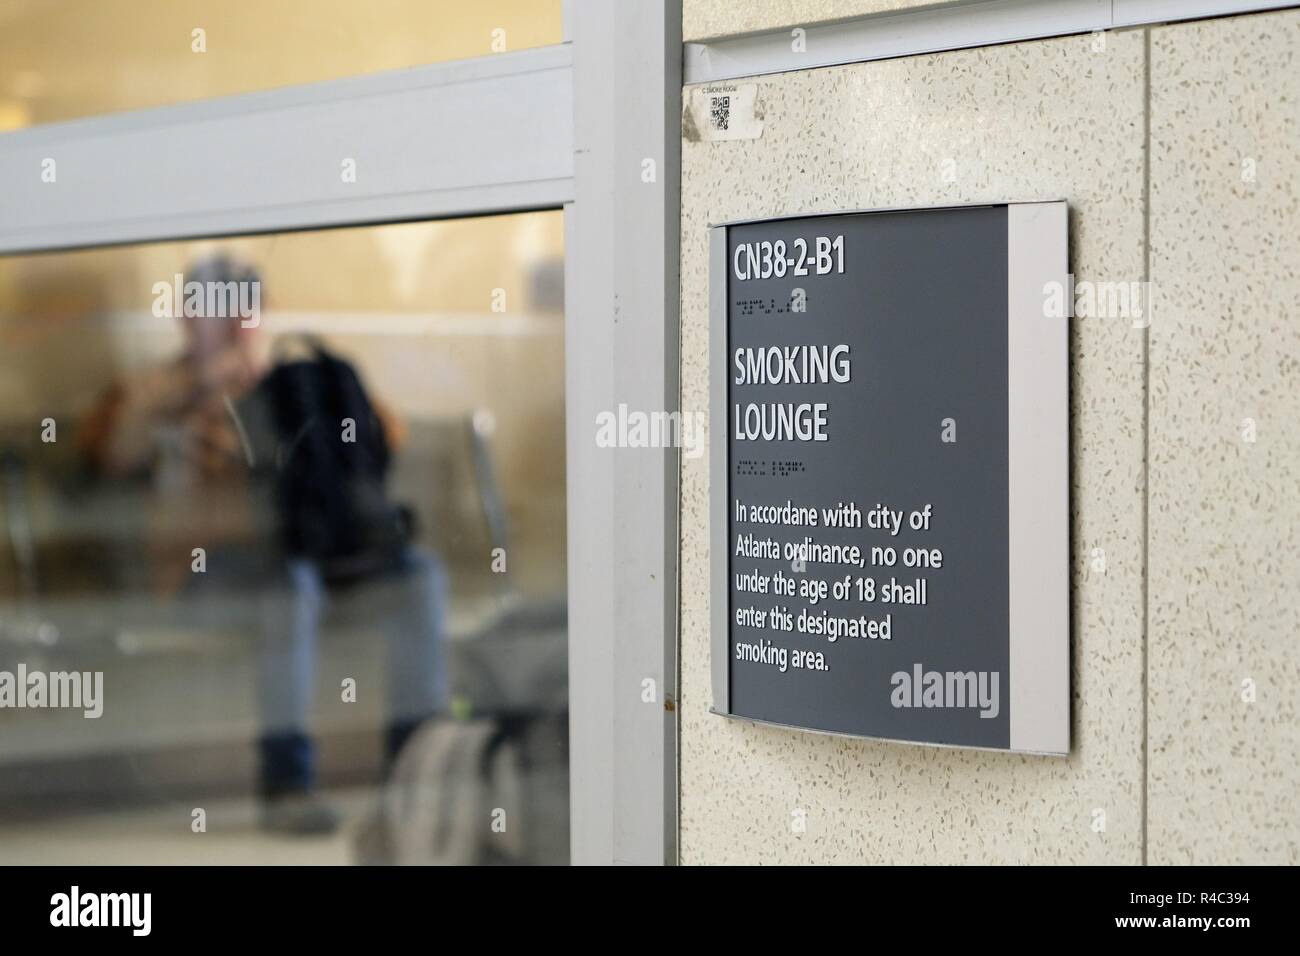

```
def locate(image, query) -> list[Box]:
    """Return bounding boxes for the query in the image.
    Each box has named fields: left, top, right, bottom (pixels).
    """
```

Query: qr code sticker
left=710, top=95, right=730, bottom=131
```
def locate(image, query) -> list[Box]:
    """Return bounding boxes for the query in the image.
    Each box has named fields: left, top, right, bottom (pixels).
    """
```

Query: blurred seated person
left=77, top=254, right=448, bottom=835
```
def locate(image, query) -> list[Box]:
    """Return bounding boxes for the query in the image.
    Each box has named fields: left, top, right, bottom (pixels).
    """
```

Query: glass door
left=0, top=0, right=680, bottom=867
left=0, top=214, right=569, bottom=864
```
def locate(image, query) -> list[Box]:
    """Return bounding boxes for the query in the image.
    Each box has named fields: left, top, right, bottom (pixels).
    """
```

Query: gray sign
left=709, top=203, right=1069, bottom=755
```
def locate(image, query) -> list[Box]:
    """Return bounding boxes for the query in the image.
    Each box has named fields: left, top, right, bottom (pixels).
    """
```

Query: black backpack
left=258, top=342, right=413, bottom=582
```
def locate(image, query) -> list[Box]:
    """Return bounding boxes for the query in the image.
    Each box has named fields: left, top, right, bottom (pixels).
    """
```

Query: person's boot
left=260, top=790, right=341, bottom=836
left=385, top=717, right=426, bottom=773
left=258, top=731, right=336, bottom=834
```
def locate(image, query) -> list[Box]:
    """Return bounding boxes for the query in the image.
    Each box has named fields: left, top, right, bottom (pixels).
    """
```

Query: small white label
left=686, top=83, right=762, bottom=142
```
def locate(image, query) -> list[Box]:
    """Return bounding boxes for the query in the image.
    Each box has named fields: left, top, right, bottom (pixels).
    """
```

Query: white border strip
left=1007, top=201, right=1070, bottom=756
left=101, top=309, right=563, bottom=339
left=684, top=0, right=1298, bottom=84
left=0, top=45, right=574, bottom=253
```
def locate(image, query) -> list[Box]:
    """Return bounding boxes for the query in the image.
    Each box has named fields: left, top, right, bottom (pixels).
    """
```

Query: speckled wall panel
left=1147, top=9, right=1300, bottom=865
left=679, top=31, right=1148, bottom=864
left=684, top=0, right=944, bottom=41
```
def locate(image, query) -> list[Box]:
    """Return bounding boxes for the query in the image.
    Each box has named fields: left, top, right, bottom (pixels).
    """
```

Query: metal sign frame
left=709, top=201, right=1069, bottom=755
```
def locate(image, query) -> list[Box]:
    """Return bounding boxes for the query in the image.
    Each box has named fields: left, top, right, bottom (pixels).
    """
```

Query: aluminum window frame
left=684, top=0, right=1300, bottom=85
left=0, top=2, right=681, bottom=866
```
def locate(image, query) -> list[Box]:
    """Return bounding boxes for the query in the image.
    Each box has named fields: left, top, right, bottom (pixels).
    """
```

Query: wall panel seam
left=1141, top=23, right=1153, bottom=869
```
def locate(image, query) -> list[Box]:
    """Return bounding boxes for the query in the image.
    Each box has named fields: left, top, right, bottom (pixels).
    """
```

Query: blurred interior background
left=0, top=0, right=569, bottom=865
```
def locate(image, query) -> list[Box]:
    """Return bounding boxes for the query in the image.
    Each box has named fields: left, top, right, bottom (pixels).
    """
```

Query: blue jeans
left=255, top=549, right=449, bottom=796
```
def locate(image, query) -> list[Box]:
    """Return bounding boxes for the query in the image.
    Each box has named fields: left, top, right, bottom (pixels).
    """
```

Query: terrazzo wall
left=678, top=8, right=1300, bottom=864
left=1147, top=13, right=1300, bottom=865
left=684, top=0, right=942, bottom=41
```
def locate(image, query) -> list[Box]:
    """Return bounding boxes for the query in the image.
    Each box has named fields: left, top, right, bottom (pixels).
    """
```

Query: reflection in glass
left=0, top=213, right=567, bottom=864
left=0, top=0, right=563, bottom=130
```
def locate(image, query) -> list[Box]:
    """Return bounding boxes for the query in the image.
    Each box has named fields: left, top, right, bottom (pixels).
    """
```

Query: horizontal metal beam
left=684, top=0, right=1299, bottom=84
left=0, top=45, right=574, bottom=254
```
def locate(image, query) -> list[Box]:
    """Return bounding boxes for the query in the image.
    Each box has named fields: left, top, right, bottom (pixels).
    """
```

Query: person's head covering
left=184, top=252, right=262, bottom=317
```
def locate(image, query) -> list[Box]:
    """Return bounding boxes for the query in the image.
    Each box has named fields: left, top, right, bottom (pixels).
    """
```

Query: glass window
left=0, top=0, right=563, bottom=130
left=0, top=211, right=568, bottom=864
